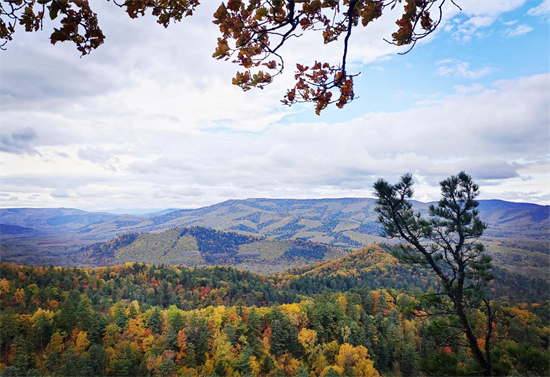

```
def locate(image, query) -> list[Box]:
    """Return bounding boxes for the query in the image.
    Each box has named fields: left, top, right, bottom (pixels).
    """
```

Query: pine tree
left=374, top=172, right=494, bottom=376
left=401, top=343, right=418, bottom=377
left=147, top=308, right=162, bottom=334
left=260, top=355, right=276, bottom=375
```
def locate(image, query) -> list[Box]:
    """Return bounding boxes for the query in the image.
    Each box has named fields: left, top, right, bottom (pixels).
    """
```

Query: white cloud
left=454, top=83, right=485, bottom=94
left=0, top=127, right=40, bottom=156
left=77, top=147, right=129, bottom=171
left=528, top=0, right=550, bottom=17
left=505, top=24, right=534, bottom=36
left=436, top=60, right=494, bottom=79
left=443, top=0, right=527, bottom=40
left=491, top=191, right=549, bottom=204
left=50, top=189, right=70, bottom=199
left=458, top=16, right=496, bottom=36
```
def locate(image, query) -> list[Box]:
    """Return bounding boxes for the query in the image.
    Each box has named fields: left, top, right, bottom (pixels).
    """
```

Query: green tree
left=147, top=307, right=162, bottom=334
left=76, top=295, right=94, bottom=331
left=374, top=172, right=494, bottom=376
left=269, top=308, right=301, bottom=357
left=401, top=343, right=418, bottom=377
left=86, top=343, right=107, bottom=376
left=56, top=293, right=78, bottom=333
left=0, top=308, right=19, bottom=355
left=260, top=354, right=276, bottom=375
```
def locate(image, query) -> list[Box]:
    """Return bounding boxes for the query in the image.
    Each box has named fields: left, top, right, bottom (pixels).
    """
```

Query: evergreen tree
left=235, top=346, right=254, bottom=375
left=159, top=359, right=177, bottom=377
left=77, top=295, right=94, bottom=331
left=374, top=172, right=495, bottom=376
left=86, top=343, right=107, bottom=375
left=56, top=294, right=78, bottom=333
left=260, top=355, right=275, bottom=375
left=147, top=307, right=162, bottom=334
left=401, top=343, right=418, bottom=377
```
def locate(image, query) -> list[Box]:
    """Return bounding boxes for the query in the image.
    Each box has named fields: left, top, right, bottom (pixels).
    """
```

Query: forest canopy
left=0, top=261, right=548, bottom=377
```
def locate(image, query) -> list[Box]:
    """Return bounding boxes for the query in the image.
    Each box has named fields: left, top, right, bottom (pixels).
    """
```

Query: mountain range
left=0, top=198, right=548, bottom=276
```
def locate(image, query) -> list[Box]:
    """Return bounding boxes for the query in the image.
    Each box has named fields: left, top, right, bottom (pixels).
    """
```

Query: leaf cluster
left=1, top=0, right=458, bottom=113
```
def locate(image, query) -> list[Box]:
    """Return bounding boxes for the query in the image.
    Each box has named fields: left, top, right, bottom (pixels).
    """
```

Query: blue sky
left=1, top=0, right=549, bottom=210
left=289, top=0, right=550, bottom=123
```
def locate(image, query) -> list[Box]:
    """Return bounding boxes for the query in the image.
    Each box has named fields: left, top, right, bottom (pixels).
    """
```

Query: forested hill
left=278, top=245, right=549, bottom=303
left=2, top=245, right=549, bottom=308
left=77, top=226, right=347, bottom=274
left=76, top=198, right=549, bottom=247
left=4, top=199, right=546, bottom=247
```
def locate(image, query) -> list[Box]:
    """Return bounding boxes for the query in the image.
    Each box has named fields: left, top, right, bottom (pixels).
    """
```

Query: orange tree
left=1, top=0, right=459, bottom=114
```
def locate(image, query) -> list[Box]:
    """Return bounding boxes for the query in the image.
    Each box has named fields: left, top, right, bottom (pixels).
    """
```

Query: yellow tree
left=297, top=328, right=317, bottom=353
left=0, top=278, right=9, bottom=295
left=74, top=331, right=90, bottom=355
left=45, top=332, right=65, bottom=355
left=31, top=308, right=55, bottom=351
left=335, top=343, right=379, bottom=377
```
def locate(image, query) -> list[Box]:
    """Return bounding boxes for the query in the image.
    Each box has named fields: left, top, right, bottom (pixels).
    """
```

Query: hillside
left=77, top=226, right=348, bottom=274
left=74, top=198, right=549, bottom=247
left=279, top=245, right=550, bottom=303
left=75, top=198, right=384, bottom=246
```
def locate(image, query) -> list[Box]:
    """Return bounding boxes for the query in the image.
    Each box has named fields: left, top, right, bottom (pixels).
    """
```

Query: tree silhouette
left=374, top=171, right=494, bottom=376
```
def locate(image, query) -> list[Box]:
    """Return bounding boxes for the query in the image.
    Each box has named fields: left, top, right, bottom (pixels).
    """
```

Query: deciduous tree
left=1, top=0, right=459, bottom=114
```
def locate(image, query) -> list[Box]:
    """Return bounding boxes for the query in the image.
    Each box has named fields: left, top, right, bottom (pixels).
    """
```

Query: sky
left=1, top=0, right=549, bottom=211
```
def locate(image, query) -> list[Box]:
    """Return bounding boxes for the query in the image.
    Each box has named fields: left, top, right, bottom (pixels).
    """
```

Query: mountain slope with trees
left=77, top=226, right=348, bottom=274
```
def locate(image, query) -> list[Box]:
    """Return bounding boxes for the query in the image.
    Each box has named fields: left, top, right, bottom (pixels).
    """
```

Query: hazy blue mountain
left=0, top=223, right=35, bottom=235
left=101, top=208, right=182, bottom=217
left=0, top=208, right=120, bottom=231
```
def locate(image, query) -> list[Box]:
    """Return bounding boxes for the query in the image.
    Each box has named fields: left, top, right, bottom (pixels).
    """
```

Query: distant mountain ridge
left=0, top=208, right=118, bottom=231
left=1, top=198, right=548, bottom=276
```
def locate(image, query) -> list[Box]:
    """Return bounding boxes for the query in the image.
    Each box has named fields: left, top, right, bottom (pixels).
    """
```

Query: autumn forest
left=0, top=242, right=549, bottom=376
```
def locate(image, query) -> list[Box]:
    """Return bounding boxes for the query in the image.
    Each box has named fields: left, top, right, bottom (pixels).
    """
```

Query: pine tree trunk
left=456, top=304, right=492, bottom=376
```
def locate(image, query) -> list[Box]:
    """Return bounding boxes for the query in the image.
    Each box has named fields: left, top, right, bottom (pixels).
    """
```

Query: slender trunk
left=455, top=303, right=491, bottom=376
left=484, top=300, right=494, bottom=376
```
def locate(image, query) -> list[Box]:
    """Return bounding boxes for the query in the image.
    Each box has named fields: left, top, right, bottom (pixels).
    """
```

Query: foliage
left=1, top=0, right=459, bottom=113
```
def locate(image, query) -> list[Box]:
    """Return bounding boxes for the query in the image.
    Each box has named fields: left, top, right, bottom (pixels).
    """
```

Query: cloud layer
left=1, top=0, right=548, bottom=210
left=2, top=72, right=548, bottom=209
